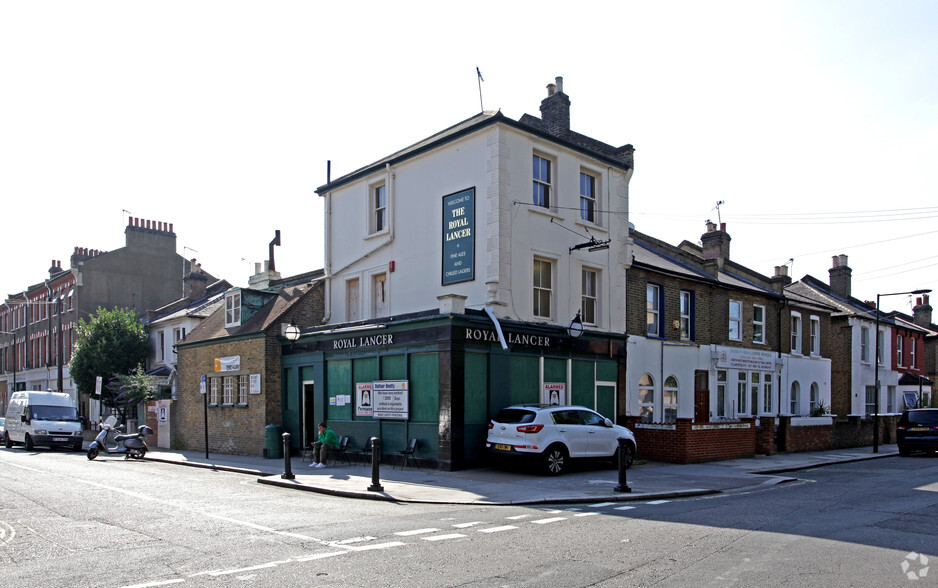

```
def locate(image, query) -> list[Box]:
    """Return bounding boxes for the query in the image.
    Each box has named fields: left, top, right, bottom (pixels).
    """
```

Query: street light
left=283, top=320, right=301, bottom=343
left=567, top=311, right=584, bottom=339
left=873, top=288, right=932, bottom=453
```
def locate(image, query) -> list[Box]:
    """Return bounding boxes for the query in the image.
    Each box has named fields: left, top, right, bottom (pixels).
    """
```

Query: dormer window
left=225, top=290, right=242, bottom=328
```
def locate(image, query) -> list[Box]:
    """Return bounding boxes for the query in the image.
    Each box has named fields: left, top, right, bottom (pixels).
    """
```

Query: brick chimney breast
left=700, top=222, right=731, bottom=264
left=913, top=295, right=933, bottom=328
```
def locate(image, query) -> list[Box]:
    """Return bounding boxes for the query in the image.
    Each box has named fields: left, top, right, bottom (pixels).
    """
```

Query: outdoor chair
left=329, top=435, right=351, bottom=466
left=356, top=438, right=374, bottom=465
left=396, top=438, right=418, bottom=470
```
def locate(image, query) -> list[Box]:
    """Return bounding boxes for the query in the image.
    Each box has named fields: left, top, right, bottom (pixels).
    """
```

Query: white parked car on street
left=486, top=404, right=636, bottom=475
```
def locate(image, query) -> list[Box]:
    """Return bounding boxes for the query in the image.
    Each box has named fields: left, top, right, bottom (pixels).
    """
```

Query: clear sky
left=2, top=1, right=935, bottom=314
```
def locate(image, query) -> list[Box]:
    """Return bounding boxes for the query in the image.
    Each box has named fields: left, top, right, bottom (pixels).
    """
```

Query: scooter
left=87, top=415, right=152, bottom=460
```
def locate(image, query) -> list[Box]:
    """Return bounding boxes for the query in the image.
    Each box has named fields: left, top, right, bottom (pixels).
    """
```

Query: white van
left=4, top=391, right=84, bottom=451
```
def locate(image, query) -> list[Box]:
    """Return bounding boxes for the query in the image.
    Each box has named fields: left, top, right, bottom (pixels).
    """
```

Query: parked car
left=486, top=404, right=636, bottom=475
left=897, top=408, right=938, bottom=456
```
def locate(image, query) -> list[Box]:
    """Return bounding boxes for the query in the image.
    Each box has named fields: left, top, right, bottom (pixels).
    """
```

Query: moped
left=87, top=415, right=152, bottom=460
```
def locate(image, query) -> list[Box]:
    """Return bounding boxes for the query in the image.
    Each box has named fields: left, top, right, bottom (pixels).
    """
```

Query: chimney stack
left=539, top=76, right=570, bottom=136
left=913, top=295, right=933, bottom=328
left=700, top=222, right=731, bottom=266
left=829, top=254, right=852, bottom=299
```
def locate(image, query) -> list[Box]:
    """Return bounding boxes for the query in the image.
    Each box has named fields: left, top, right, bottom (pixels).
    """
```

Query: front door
left=303, top=382, right=316, bottom=447
left=694, top=370, right=709, bottom=422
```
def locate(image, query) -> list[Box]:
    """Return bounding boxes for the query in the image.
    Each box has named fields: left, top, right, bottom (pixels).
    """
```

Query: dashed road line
left=588, top=502, right=616, bottom=508
left=531, top=517, right=567, bottom=525
left=506, top=514, right=530, bottom=520
left=395, top=528, right=440, bottom=536
left=452, top=521, right=483, bottom=528
left=614, top=505, right=636, bottom=511
left=478, top=525, right=517, bottom=533
left=422, top=534, right=466, bottom=541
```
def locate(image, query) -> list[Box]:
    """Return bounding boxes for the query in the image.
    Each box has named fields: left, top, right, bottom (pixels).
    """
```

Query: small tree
left=108, top=364, right=167, bottom=421
left=70, top=307, right=151, bottom=418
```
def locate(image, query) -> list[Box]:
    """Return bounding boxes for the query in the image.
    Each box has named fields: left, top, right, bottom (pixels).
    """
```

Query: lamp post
left=873, top=288, right=931, bottom=453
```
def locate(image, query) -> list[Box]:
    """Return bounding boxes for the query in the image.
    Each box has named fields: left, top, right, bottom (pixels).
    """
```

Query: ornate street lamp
left=567, top=311, right=584, bottom=339
left=873, top=288, right=931, bottom=453
left=283, top=320, right=301, bottom=343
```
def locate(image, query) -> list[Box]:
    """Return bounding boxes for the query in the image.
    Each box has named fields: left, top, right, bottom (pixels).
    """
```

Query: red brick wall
left=625, top=417, right=756, bottom=464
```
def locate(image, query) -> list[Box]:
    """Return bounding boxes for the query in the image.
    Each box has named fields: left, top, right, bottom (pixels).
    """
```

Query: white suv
left=486, top=404, right=636, bottom=475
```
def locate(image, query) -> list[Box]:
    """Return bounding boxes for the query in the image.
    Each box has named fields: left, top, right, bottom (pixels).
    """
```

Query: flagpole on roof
left=476, top=66, right=484, bottom=112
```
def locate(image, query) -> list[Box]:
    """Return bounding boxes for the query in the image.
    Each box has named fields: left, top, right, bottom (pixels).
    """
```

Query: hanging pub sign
left=442, top=188, right=475, bottom=285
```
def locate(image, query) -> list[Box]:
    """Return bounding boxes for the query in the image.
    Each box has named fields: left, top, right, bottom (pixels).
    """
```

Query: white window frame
left=680, top=290, right=693, bottom=341
left=810, top=382, right=820, bottom=414
left=579, top=170, right=598, bottom=224
left=911, top=336, right=917, bottom=369
left=763, top=373, right=773, bottom=414
left=716, top=370, right=728, bottom=418
left=752, top=305, right=765, bottom=344
left=809, top=315, right=820, bottom=356
left=647, top=284, right=661, bottom=337
left=791, top=311, right=802, bottom=355
left=750, top=372, right=760, bottom=416
left=533, top=257, right=554, bottom=319
left=638, top=374, right=655, bottom=423
left=728, top=300, right=742, bottom=341
left=532, top=153, right=552, bottom=209
left=790, top=381, right=801, bottom=415
left=371, top=182, right=387, bottom=234
left=372, top=272, right=388, bottom=318
left=896, top=334, right=904, bottom=367
left=159, top=331, right=166, bottom=362
left=737, top=371, right=748, bottom=416
left=238, top=374, right=248, bottom=405
left=225, top=290, right=241, bottom=328
left=222, top=376, right=234, bottom=405
left=865, top=385, right=876, bottom=417
left=860, top=326, right=870, bottom=363
left=877, top=328, right=885, bottom=365
left=581, top=268, right=599, bottom=326
left=346, top=277, right=361, bottom=322
left=663, top=375, right=678, bottom=423
left=209, top=378, right=219, bottom=406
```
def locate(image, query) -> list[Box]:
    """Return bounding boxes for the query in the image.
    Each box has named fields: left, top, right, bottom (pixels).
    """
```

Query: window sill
left=526, top=205, right=563, bottom=220
left=574, top=218, right=607, bottom=234
left=364, top=228, right=390, bottom=241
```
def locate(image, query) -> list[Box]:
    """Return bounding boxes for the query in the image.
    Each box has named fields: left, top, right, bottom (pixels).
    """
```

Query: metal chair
left=356, top=438, right=374, bottom=465
left=396, top=438, right=418, bottom=470
left=301, top=445, right=315, bottom=463
left=330, top=435, right=351, bottom=466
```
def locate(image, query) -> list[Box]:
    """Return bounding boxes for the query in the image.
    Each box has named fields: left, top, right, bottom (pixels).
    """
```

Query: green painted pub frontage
left=281, top=310, right=627, bottom=471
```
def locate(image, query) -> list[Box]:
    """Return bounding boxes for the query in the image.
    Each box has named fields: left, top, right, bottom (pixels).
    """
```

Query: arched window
left=810, top=382, right=820, bottom=415
left=664, top=376, right=678, bottom=423
left=790, top=381, right=801, bottom=415
left=638, top=374, right=655, bottom=423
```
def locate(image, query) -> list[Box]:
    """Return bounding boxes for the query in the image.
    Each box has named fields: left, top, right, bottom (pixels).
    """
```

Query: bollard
left=367, top=436, right=384, bottom=492
left=614, top=437, right=632, bottom=493
left=281, top=432, right=295, bottom=480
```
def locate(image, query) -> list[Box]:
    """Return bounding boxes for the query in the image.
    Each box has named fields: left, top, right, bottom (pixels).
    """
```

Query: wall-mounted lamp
left=567, top=311, right=584, bottom=338
left=284, top=320, right=301, bottom=343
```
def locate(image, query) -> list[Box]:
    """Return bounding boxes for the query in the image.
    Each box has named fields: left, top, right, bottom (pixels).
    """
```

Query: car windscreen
left=492, top=409, right=536, bottom=424
left=30, top=404, right=79, bottom=421
left=904, top=411, right=938, bottom=426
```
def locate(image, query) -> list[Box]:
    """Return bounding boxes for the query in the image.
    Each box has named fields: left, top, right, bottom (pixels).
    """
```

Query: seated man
left=310, top=422, right=339, bottom=468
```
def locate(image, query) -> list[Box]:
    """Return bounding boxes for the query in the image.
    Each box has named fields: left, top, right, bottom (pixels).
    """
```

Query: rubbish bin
left=264, top=424, right=283, bottom=459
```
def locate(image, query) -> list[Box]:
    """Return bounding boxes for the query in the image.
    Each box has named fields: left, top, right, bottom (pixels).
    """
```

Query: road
left=1, top=447, right=936, bottom=587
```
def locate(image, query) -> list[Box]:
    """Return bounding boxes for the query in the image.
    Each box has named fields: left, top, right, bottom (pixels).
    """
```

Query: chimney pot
left=555, top=76, right=563, bottom=94
left=546, top=83, right=555, bottom=96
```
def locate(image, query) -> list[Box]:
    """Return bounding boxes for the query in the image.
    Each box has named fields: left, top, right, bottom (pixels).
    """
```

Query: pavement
left=142, top=444, right=900, bottom=506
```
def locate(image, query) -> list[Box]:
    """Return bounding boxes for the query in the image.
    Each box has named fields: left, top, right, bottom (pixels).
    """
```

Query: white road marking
left=332, top=536, right=377, bottom=545
left=588, top=502, right=616, bottom=508
left=531, top=517, right=566, bottom=524
left=452, top=521, right=483, bottom=528
left=121, top=580, right=185, bottom=588
left=423, top=534, right=466, bottom=541
left=478, top=525, right=517, bottom=533
left=506, top=514, right=530, bottom=520
left=340, top=541, right=407, bottom=551
left=646, top=500, right=670, bottom=505
left=574, top=512, right=599, bottom=517
left=395, top=528, right=440, bottom=536
left=614, top=505, right=636, bottom=511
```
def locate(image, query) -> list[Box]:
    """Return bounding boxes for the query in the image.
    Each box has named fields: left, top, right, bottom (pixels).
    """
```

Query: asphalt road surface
left=1, top=446, right=935, bottom=587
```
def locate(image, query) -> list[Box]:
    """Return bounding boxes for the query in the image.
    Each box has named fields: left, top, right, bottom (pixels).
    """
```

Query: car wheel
left=4, top=433, right=11, bottom=449
left=542, top=445, right=568, bottom=476
left=24, top=434, right=34, bottom=451
left=87, top=447, right=99, bottom=460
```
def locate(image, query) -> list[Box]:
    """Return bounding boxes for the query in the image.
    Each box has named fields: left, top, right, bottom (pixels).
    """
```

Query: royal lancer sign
left=442, top=188, right=475, bottom=285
